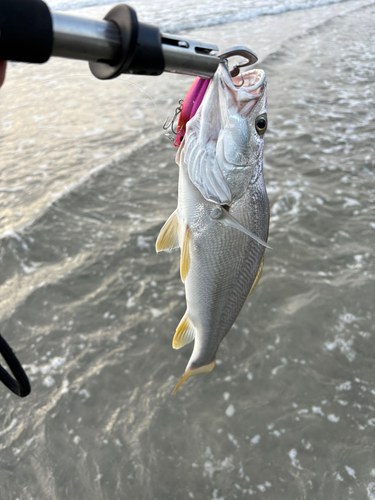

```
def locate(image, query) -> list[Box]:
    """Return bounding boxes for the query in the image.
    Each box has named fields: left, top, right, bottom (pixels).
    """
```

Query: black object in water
left=0, top=333, right=31, bottom=398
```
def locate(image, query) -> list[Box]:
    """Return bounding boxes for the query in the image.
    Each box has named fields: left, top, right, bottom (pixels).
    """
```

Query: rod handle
left=0, top=0, right=53, bottom=63
left=89, top=4, right=165, bottom=79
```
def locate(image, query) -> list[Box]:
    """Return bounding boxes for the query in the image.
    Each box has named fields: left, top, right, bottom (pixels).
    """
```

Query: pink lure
left=174, top=77, right=210, bottom=147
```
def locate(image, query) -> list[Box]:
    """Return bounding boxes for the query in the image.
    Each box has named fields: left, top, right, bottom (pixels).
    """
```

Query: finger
left=0, top=61, right=7, bottom=87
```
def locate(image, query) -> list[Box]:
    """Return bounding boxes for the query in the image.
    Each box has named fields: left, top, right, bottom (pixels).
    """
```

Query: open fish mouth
left=229, top=68, right=266, bottom=114
left=231, top=68, right=266, bottom=90
left=179, top=63, right=268, bottom=205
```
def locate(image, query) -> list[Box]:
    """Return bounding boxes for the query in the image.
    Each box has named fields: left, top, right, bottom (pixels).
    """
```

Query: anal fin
left=156, top=210, right=179, bottom=252
left=247, top=255, right=264, bottom=298
left=173, top=311, right=195, bottom=349
left=180, top=226, right=191, bottom=282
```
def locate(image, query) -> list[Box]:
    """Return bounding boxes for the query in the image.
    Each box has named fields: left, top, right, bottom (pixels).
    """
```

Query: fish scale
left=196, top=180, right=269, bottom=351
left=180, top=164, right=269, bottom=373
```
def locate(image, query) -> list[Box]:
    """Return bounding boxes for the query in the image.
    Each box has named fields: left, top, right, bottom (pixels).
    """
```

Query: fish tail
left=172, top=361, right=216, bottom=395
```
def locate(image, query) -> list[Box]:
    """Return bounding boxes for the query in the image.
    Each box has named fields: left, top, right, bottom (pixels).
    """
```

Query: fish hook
left=231, top=67, right=245, bottom=88
left=163, top=99, right=184, bottom=140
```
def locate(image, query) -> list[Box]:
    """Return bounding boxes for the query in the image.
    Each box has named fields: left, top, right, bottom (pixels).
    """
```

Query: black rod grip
left=0, top=0, right=53, bottom=63
left=0, top=333, right=31, bottom=398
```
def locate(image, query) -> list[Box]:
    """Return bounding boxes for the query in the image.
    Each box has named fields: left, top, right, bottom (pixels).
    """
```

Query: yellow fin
left=180, top=226, right=191, bottom=283
left=173, top=311, right=195, bottom=349
left=155, top=211, right=179, bottom=252
left=172, top=361, right=216, bottom=395
left=247, top=255, right=264, bottom=298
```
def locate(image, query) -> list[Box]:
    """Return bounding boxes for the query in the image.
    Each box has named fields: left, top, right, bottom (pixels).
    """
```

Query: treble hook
left=163, top=99, right=184, bottom=139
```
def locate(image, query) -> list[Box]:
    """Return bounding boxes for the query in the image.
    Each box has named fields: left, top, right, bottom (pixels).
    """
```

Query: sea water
left=0, top=0, right=375, bottom=498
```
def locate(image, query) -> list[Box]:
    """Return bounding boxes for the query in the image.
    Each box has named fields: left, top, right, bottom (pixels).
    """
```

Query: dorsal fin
left=173, top=311, right=195, bottom=349
left=247, top=255, right=264, bottom=298
left=180, top=226, right=191, bottom=282
left=155, top=211, right=179, bottom=252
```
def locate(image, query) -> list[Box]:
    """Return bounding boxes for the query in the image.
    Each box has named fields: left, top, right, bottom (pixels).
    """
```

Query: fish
left=156, top=61, right=269, bottom=394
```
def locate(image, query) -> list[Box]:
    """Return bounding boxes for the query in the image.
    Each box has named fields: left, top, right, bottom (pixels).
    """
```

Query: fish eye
left=255, top=114, right=267, bottom=135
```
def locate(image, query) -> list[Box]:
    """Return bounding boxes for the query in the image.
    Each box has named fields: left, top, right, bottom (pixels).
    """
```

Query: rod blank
left=0, top=1, right=220, bottom=78
left=51, top=12, right=219, bottom=78
left=52, top=13, right=122, bottom=63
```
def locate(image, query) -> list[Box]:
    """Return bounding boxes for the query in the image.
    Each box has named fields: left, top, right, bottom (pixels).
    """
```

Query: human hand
left=0, top=61, right=6, bottom=87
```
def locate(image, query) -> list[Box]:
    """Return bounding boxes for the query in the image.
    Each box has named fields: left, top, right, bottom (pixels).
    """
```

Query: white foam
left=225, top=404, right=235, bottom=417
left=289, top=449, right=302, bottom=470
left=45, top=0, right=365, bottom=38
left=345, top=466, right=356, bottom=479
left=336, top=381, right=352, bottom=391
left=328, top=414, right=340, bottom=423
left=251, top=434, right=261, bottom=445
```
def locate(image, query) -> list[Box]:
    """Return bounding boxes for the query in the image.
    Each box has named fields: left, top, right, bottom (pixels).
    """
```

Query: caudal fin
left=172, top=361, right=216, bottom=395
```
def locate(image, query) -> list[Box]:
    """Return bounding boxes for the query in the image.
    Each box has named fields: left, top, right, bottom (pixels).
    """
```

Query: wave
left=161, top=0, right=365, bottom=34
left=46, top=0, right=360, bottom=34
left=0, top=130, right=164, bottom=243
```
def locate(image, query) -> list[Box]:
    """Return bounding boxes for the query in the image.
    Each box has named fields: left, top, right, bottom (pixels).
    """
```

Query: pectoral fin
left=173, top=311, right=195, bottom=349
left=210, top=205, right=271, bottom=249
left=180, top=226, right=191, bottom=282
left=156, top=211, right=179, bottom=252
left=172, top=360, right=216, bottom=395
left=248, top=255, right=264, bottom=298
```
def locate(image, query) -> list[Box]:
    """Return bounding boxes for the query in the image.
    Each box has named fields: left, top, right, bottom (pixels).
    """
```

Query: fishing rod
left=0, top=0, right=256, bottom=80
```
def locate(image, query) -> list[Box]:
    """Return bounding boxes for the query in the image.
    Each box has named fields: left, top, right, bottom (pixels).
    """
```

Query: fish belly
left=177, top=163, right=269, bottom=370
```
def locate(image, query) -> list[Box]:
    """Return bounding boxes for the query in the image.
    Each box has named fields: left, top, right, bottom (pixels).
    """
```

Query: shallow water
left=1, top=0, right=375, bottom=498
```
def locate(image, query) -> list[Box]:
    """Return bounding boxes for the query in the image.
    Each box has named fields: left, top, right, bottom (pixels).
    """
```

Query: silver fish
left=156, top=62, right=269, bottom=393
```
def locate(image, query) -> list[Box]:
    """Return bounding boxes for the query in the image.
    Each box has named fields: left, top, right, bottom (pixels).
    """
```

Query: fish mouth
left=228, top=68, right=266, bottom=115
left=231, top=68, right=265, bottom=91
